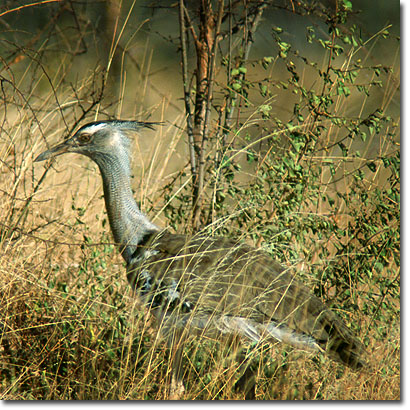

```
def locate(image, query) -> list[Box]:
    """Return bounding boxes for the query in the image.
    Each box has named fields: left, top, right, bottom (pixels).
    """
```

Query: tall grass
left=0, top=1, right=399, bottom=400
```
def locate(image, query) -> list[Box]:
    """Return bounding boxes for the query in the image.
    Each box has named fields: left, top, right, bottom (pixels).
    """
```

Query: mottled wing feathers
left=127, top=230, right=365, bottom=369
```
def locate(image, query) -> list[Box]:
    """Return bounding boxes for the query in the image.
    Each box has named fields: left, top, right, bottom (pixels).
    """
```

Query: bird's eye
left=78, top=133, right=92, bottom=144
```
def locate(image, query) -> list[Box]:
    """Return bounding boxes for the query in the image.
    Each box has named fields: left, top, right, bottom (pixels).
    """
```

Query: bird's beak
left=34, top=140, right=72, bottom=162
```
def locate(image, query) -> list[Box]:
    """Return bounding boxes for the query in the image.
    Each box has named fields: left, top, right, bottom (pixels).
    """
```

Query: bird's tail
left=263, top=310, right=366, bottom=370
left=317, top=313, right=366, bottom=370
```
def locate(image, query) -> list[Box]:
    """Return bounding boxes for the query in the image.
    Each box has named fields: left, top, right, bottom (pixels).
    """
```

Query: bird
left=35, top=120, right=366, bottom=398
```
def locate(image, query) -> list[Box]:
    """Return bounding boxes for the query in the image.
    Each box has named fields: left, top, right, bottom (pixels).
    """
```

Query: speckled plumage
left=35, top=120, right=366, bottom=390
left=126, top=230, right=365, bottom=369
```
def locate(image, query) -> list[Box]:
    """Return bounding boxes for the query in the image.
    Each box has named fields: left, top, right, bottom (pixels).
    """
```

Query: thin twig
left=222, top=1, right=267, bottom=133
left=179, top=0, right=197, bottom=180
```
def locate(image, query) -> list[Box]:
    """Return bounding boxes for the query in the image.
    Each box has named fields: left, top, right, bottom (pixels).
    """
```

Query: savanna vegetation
left=0, top=0, right=400, bottom=400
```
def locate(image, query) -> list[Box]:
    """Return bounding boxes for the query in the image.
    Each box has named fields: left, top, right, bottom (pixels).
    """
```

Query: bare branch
left=183, top=3, right=199, bottom=48
left=195, top=0, right=225, bottom=219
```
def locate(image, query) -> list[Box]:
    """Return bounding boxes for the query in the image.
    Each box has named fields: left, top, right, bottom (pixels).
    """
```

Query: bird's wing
left=127, top=230, right=365, bottom=369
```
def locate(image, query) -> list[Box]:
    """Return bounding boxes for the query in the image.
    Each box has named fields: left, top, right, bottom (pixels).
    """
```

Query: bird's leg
left=168, top=331, right=185, bottom=400
left=221, top=336, right=257, bottom=399
left=233, top=357, right=257, bottom=400
left=233, top=343, right=259, bottom=400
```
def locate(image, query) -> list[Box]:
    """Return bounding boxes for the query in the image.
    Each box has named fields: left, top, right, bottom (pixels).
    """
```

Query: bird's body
left=126, top=230, right=364, bottom=368
left=35, top=120, right=365, bottom=396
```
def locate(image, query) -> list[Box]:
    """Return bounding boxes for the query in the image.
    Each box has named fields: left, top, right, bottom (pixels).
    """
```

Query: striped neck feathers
left=91, top=141, right=158, bottom=263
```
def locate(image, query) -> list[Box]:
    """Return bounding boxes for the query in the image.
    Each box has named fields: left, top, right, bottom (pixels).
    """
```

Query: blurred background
left=0, top=0, right=400, bottom=400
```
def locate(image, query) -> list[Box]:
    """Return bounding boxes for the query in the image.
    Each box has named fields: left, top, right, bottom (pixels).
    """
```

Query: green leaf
left=381, top=29, right=390, bottom=38
left=261, top=56, right=274, bottom=69
left=342, top=36, right=351, bottom=44
left=247, top=152, right=256, bottom=163
left=338, top=142, right=348, bottom=157
left=259, top=83, right=268, bottom=96
left=352, top=35, right=358, bottom=47
left=374, top=261, right=384, bottom=273
left=259, top=104, right=272, bottom=118
left=232, top=82, right=242, bottom=91
left=342, top=0, right=353, bottom=11
left=278, top=41, right=291, bottom=58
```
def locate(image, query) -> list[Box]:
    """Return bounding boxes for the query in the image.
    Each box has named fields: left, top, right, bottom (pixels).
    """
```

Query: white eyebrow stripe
left=83, top=123, right=107, bottom=133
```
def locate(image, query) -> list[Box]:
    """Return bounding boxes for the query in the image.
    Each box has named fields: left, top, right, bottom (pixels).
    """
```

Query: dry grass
left=0, top=1, right=400, bottom=400
left=0, top=244, right=400, bottom=400
left=0, top=114, right=400, bottom=399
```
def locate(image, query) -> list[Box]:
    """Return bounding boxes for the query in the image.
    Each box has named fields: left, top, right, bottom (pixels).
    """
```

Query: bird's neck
left=94, top=153, right=159, bottom=264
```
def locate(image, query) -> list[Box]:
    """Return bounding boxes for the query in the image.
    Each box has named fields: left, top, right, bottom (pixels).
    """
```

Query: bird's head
left=35, top=120, right=157, bottom=164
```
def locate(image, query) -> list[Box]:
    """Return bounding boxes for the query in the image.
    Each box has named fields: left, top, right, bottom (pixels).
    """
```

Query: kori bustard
left=35, top=120, right=365, bottom=398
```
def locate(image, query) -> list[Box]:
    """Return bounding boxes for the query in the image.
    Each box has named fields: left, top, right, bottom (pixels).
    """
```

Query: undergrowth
left=0, top=0, right=399, bottom=400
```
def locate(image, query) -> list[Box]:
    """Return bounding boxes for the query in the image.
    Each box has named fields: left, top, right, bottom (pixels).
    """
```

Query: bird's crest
left=77, top=120, right=161, bottom=135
